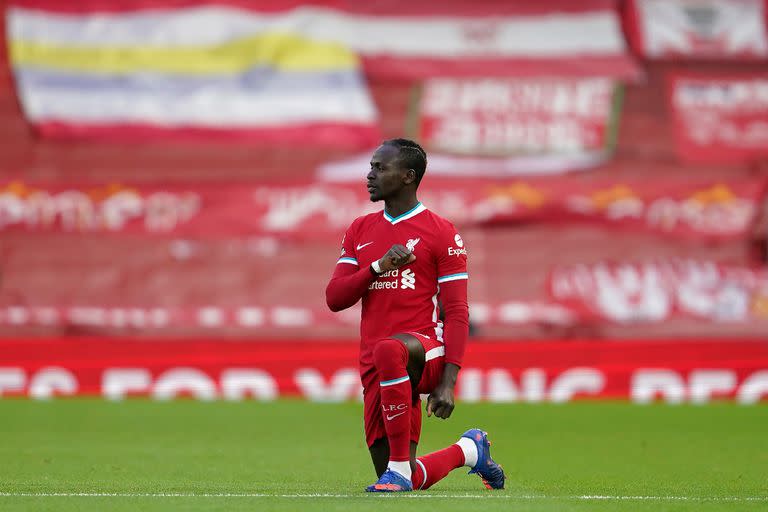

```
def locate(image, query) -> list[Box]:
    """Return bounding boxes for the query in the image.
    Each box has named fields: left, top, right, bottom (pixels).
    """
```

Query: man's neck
left=384, top=195, right=420, bottom=219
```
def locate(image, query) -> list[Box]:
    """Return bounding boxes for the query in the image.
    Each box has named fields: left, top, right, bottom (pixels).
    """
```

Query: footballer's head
left=366, top=138, right=427, bottom=202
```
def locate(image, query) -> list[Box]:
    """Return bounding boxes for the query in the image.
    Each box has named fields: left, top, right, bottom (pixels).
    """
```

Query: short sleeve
left=436, top=224, right=468, bottom=284
left=336, top=222, right=359, bottom=267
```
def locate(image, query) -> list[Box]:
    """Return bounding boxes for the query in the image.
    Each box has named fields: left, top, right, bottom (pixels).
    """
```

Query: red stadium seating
left=0, top=7, right=765, bottom=340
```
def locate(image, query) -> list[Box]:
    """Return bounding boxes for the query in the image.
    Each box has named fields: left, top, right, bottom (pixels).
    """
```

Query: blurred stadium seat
left=0, top=0, right=766, bottom=342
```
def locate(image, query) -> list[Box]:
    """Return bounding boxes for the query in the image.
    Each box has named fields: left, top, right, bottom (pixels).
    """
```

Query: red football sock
left=411, top=445, right=465, bottom=490
left=372, top=338, right=411, bottom=463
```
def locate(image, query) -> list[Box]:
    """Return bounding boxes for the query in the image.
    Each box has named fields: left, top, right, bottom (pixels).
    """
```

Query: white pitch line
left=0, top=492, right=766, bottom=501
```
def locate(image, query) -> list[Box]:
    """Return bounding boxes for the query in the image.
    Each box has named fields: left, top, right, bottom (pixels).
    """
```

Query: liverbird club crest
left=406, top=238, right=421, bottom=252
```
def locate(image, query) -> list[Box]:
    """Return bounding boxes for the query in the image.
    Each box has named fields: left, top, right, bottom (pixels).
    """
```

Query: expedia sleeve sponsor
left=448, top=233, right=468, bottom=257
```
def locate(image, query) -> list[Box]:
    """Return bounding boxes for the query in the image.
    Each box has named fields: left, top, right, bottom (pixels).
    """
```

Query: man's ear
left=404, top=169, right=417, bottom=185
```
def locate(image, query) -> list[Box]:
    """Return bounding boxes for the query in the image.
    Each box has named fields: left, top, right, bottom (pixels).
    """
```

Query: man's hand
left=377, top=244, right=416, bottom=273
left=426, top=363, right=460, bottom=419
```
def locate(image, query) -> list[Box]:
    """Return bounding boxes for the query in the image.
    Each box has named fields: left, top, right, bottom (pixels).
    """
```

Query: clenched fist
left=377, top=244, right=416, bottom=273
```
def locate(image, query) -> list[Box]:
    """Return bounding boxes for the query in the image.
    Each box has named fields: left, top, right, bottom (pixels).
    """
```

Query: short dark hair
left=382, top=138, right=427, bottom=186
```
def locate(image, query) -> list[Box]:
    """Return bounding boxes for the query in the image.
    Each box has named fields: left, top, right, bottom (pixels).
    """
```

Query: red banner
left=669, top=73, right=768, bottom=164
left=626, top=0, right=768, bottom=59
left=549, top=259, right=768, bottom=324
left=417, top=78, right=620, bottom=156
left=1, top=338, right=766, bottom=403
left=2, top=176, right=765, bottom=240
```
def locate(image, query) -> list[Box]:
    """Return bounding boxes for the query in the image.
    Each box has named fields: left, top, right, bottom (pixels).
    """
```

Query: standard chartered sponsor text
left=369, top=280, right=399, bottom=290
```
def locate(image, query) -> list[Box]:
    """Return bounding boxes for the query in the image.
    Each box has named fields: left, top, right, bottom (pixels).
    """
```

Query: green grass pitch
left=0, top=400, right=766, bottom=511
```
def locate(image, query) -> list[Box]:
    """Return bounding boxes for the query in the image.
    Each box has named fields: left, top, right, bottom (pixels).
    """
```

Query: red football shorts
left=360, top=332, right=446, bottom=448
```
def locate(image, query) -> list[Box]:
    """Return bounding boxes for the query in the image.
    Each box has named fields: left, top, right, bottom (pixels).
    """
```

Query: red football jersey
left=333, top=203, right=468, bottom=367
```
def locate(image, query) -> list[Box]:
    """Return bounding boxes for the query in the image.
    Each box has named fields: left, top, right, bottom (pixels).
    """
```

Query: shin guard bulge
left=372, top=338, right=412, bottom=464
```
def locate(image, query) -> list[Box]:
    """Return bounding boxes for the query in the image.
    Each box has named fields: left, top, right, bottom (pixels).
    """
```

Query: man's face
left=367, top=144, right=407, bottom=202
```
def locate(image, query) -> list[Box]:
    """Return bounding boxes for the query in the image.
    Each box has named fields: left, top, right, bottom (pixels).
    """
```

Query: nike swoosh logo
left=356, top=242, right=373, bottom=250
left=386, top=411, right=406, bottom=421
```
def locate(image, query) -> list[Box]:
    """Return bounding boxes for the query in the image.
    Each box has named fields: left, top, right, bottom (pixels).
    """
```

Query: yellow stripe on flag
left=10, top=32, right=359, bottom=75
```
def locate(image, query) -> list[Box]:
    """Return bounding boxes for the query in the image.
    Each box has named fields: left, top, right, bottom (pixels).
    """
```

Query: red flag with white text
left=668, top=73, right=768, bottom=164
left=549, top=259, right=768, bottom=324
left=1, top=176, right=765, bottom=240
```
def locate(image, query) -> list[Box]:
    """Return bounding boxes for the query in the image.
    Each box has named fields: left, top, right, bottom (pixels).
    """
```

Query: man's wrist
left=370, top=259, right=383, bottom=275
left=440, top=362, right=460, bottom=386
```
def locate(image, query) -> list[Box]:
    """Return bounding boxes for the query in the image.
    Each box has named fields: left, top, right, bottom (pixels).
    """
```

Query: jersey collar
left=383, top=202, right=426, bottom=225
